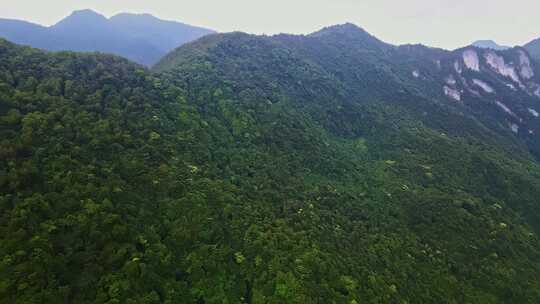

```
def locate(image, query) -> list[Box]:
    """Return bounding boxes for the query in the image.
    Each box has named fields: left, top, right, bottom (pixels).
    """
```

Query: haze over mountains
left=3, top=9, right=540, bottom=66
left=471, top=40, right=510, bottom=50
left=3, top=12, right=540, bottom=303
left=0, top=9, right=215, bottom=65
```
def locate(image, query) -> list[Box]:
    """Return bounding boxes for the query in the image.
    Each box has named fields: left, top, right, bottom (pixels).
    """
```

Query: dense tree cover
left=2, top=27, right=540, bottom=304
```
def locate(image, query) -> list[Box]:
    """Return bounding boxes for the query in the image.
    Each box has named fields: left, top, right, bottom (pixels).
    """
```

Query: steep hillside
left=397, top=44, right=540, bottom=156
left=0, top=19, right=49, bottom=47
left=159, top=25, right=540, bottom=159
left=109, top=13, right=214, bottom=53
left=2, top=23, right=540, bottom=304
left=525, top=37, right=540, bottom=61
left=0, top=9, right=215, bottom=65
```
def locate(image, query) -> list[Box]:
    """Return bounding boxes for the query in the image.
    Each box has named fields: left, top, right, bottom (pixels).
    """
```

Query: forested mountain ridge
left=158, top=24, right=540, bottom=159
left=2, top=22, right=540, bottom=304
left=0, top=9, right=215, bottom=66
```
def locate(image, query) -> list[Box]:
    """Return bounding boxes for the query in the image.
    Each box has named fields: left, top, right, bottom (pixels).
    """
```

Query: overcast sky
left=1, top=0, right=539, bottom=50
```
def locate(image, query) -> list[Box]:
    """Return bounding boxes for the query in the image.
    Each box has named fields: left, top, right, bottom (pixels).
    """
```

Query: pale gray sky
left=1, top=0, right=539, bottom=50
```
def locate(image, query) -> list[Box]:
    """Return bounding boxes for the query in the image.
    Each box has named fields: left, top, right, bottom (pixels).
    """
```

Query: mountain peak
left=310, top=23, right=369, bottom=37
left=110, top=12, right=160, bottom=22
left=1, top=9, right=215, bottom=65
left=68, top=9, right=107, bottom=20
left=308, top=23, right=388, bottom=50
left=471, top=40, right=510, bottom=50
left=53, top=9, right=108, bottom=28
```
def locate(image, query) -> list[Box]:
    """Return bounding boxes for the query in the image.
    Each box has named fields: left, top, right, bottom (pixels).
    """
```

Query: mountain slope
left=165, top=24, right=540, bottom=160
left=406, top=45, right=540, bottom=158
left=0, top=19, right=49, bottom=48
left=525, top=37, right=540, bottom=62
left=109, top=13, right=214, bottom=53
left=3, top=24, right=540, bottom=303
left=0, top=9, right=215, bottom=65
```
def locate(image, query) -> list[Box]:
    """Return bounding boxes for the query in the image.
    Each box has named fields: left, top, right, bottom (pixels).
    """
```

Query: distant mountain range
left=470, top=39, right=540, bottom=64
left=471, top=40, right=510, bottom=50
left=3, top=9, right=540, bottom=67
left=0, top=9, right=215, bottom=65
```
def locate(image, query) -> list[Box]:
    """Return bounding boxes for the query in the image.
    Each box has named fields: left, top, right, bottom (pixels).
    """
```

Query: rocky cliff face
left=404, top=45, right=540, bottom=157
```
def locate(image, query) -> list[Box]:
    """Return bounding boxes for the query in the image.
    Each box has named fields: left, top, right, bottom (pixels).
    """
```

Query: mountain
left=0, top=19, right=49, bottom=47
left=0, top=9, right=215, bottom=65
left=2, top=23, right=540, bottom=303
left=158, top=24, right=540, bottom=160
left=400, top=44, right=540, bottom=159
left=525, top=37, right=540, bottom=62
left=109, top=13, right=214, bottom=53
left=471, top=40, right=510, bottom=50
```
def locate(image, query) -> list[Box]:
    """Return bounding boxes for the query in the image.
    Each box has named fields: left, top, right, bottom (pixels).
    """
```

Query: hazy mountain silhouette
left=525, top=37, right=540, bottom=62
left=471, top=40, right=510, bottom=50
left=0, top=9, right=215, bottom=65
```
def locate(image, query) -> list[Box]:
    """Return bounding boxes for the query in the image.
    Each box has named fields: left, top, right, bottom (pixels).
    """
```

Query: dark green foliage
left=2, top=27, right=540, bottom=304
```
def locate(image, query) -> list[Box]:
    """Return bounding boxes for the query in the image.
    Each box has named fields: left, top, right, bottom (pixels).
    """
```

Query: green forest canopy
left=1, top=33, right=540, bottom=303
